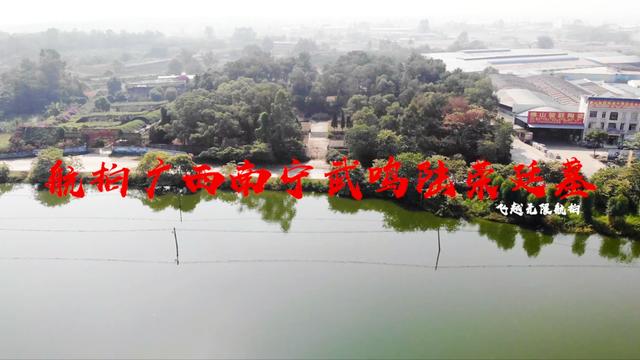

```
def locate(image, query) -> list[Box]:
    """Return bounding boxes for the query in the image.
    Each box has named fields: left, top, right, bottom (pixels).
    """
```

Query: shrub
left=326, top=148, right=347, bottom=163
left=150, top=87, right=164, bottom=101
left=607, top=194, right=630, bottom=227
left=133, top=151, right=196, bottom=187
left=0, top=163, right=9, bottom=183
left=165, top=87, right=178, bottom=101
left=94, top=96, right=111, bottom=112
left=28, top=147, right=64, bottom=184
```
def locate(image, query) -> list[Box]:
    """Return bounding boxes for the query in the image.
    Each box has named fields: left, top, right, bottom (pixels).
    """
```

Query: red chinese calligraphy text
left=466, top=160, right=498, bottom=200
left=324, top=157, right=362, bottom=200
left=281, top=159, right=313, bottom=199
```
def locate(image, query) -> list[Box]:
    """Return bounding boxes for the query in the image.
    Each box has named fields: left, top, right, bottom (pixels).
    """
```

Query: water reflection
left=0, top=183, right=14, bottom=197
left=521, top=230, right=553, bottom=258
left=35, top=190, right=71, bottom=207
left=327, top=196, right=462, bottom=232
left=476, top=220, right=518, bottom=250
left=572, top=234, right=589, bottom=257
left=239, top=192, right=297, bottom=232
left=16, top=187, right=640, bottom=263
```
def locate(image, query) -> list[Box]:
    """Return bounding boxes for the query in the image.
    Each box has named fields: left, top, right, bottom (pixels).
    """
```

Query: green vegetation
left=28, top=147, right=65, bottom=184
left=0, top=133, right=11, bottom=151
left=94, top=97, right=111, bottom=112
left=182, top=50, right=501, bottom=164
left=585, top=130, right=608, bottom=155
left=0, top=49, right=85, bottom=117
left=130, top=151, right=197, bottom=189
left=0, top=163, right=9, bottom=183
left=157, top=77, right=305, bottom=163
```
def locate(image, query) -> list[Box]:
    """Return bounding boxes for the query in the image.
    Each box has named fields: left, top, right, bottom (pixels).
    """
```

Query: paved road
left=511, top=138, right=606, bottom=177
left=2, top=155, right=142, bottom=173
left=306, top=121, right=329, bottom=160
left=3, top=121, right=334, bottom=179
left=304, top=120, right=331, bottom=177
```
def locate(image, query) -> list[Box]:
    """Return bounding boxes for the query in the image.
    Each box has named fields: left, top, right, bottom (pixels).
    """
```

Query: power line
left=0, top=256, right=637, bottom=270
left=0, top=227, right=172, bottom=233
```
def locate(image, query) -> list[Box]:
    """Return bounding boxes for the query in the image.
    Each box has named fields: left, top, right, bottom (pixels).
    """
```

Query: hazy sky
left=2, top=0, right=640, bottom=32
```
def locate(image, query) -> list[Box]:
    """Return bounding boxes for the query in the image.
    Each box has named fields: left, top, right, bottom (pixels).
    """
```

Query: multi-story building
left=580, top=97, right=640, bottom=145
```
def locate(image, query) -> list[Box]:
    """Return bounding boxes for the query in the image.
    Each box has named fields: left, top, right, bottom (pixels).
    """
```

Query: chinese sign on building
left=527, top=111, right=584, bottom=125
left=588, top=99, right=640, bottom=109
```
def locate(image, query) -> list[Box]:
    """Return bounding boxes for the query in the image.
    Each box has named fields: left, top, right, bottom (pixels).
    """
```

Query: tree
left=331, top=112, right=338, bottom=128
left=134, top=151, right=195, bottom=186
left=340, top=110, right=346, bottom=129
left=170, top=89, right=216, bottom=145
left=256, top=90, right=305, bottom=160
left=537, top=35, right=554, bottom=49
left=375, top=130, right=402, bottom=159
left=28, top=147, right=65, bottom=184
left=0, top=163, right=9, bottom=183
left=149, top=87, right=164, bottom=101
left=346, top=95, right=369, bottom=114
left=607, top=194, right=630, bottom=226
left=149, top=124, right=174, bottom=144
left=585, top=130, right=608, bottom=155
left=0, top=49, right=85, bottom=117
left=493, top=119, right=513, bottom=163
left=345, top=124, right=378, bottom=165
left=164, top=87, right=178, bottom=101
left=94, top=96, right=110, bottom=112
left=477, top=140, right=498, bottom=162
left=581, top=191, right=594, bottom=223
left=352, top=107, right=378, bottom=127
left=107, top=77, right=122, bottom=96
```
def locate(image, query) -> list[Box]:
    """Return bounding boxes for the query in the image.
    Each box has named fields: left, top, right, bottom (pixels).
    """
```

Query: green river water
left=0, top=184, right=639, bottom=359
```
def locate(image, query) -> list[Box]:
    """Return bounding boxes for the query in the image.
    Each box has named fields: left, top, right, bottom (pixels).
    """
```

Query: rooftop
left=424, top=48, right=640, bottom=77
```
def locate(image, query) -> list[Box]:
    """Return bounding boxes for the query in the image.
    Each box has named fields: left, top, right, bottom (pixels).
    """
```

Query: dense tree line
left=180, top=48, right=505, bottom=164
left=0, top=49, right=85, bottom=118
left=151, top=77, right=305, bottom=163
left=0, top=29, right=165, bottom=61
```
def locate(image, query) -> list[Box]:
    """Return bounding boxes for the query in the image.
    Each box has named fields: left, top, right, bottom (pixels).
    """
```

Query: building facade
left=580, top=97, right=640, bottom=145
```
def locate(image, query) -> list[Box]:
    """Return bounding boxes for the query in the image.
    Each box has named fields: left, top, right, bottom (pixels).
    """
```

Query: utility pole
left=173, top=227, right=180, bottom=265
left=435, top=226, right=441, bottom=271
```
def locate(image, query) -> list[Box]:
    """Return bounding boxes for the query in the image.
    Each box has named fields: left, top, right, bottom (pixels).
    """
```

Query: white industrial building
left=425, top=48, right=640, bottom=146
left=424, top=48, right=640, bottom=78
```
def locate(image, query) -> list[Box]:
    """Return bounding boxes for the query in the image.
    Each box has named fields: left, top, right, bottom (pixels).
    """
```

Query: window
left=610, top=112, right=619, bottom=120
left=632, top=112, right=639, bottom=121
left=589, top=110, right=598, bottom=118
left=620, top=123, right=625, bottom=130
left=601, top=122, right=605, bottom=129
left=602, top=111, right=607, bottom=119
left=630, top=124, right=638, bottom=131
left=608, top=123, right=617, bottom=130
